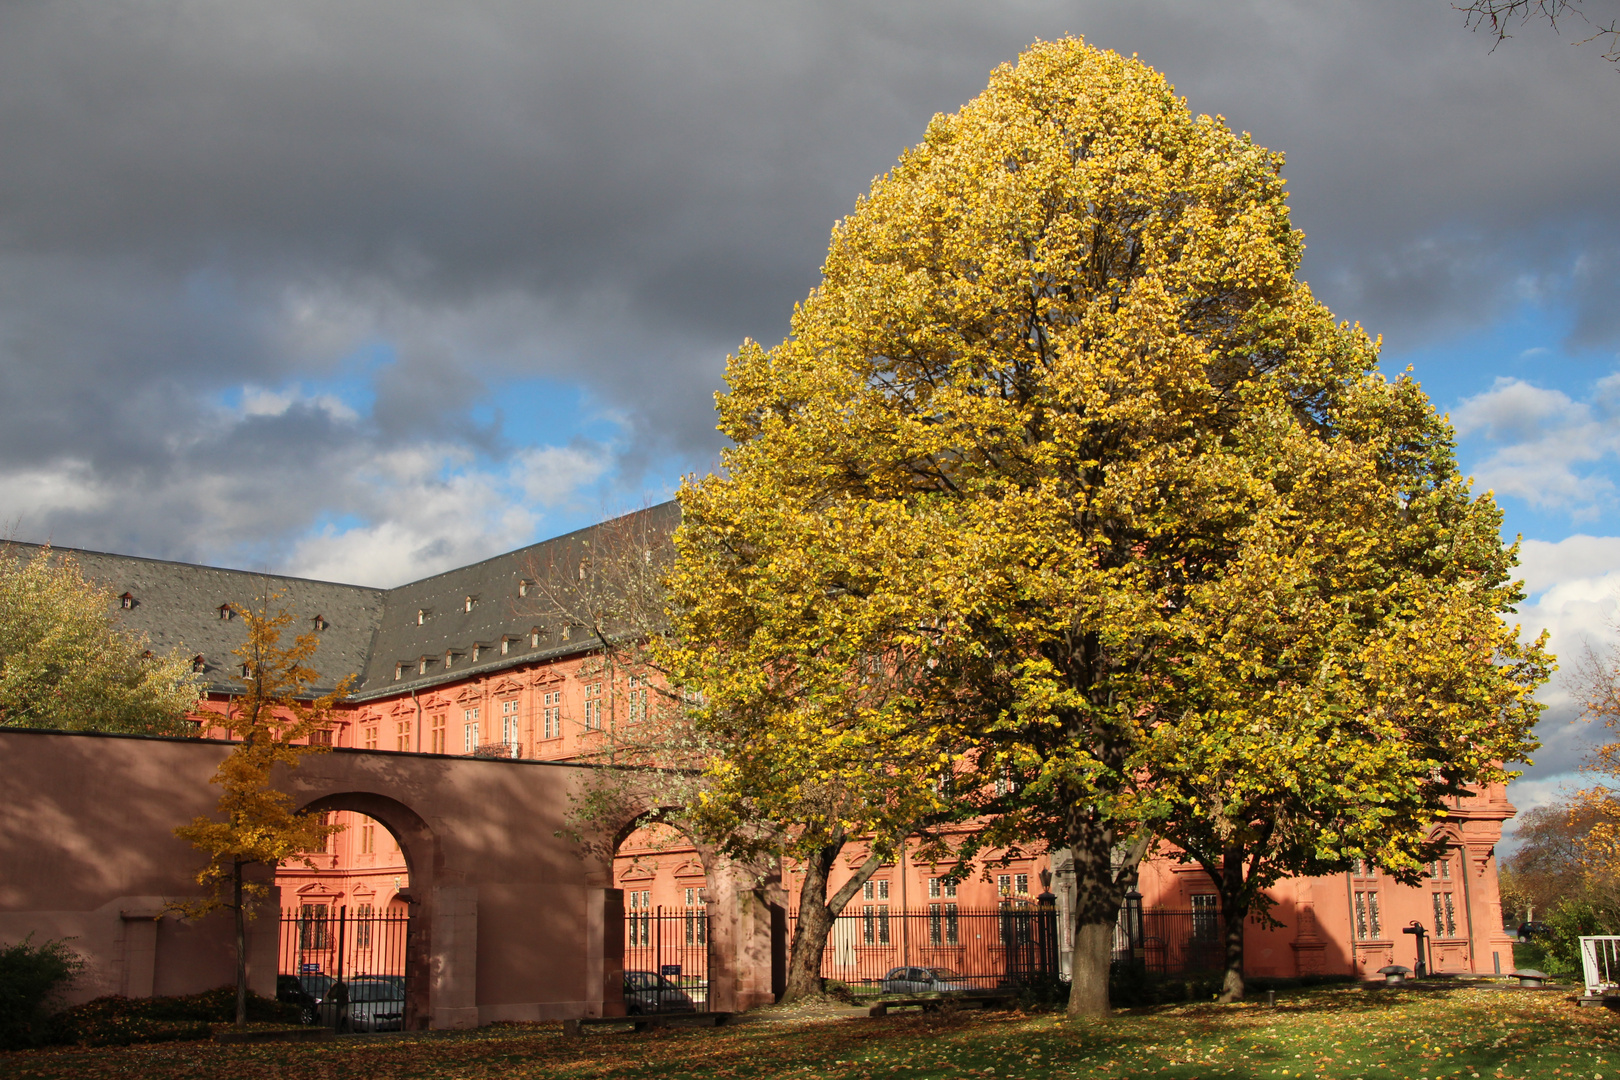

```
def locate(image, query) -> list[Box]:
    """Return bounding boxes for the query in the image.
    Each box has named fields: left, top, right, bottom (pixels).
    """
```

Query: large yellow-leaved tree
left=173, top=601, right=351, bottom=1026
left=667, top=37, right=1547, bottom=1015
left=0, top=545, right=200, bottom=735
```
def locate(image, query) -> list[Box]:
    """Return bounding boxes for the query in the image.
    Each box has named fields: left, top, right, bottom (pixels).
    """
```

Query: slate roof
left=10, top=502, right=680, bottom=700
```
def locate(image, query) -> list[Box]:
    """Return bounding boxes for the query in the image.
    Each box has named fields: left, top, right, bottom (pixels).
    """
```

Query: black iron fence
left=279, top=904, right=411, bottom=1029
left=624, top=906, right=710, bottom=1012
left=787, top=901, right=1061, bottom=999
left=1112, top=907, right=1225, bottom=975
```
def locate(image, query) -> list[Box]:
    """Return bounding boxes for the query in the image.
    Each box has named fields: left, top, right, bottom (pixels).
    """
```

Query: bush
left=1537, top=898, right=1616, bottom=976
left=57, top=986, right=300, bottom=1047
left=0, top=936, right=86, bottom=1049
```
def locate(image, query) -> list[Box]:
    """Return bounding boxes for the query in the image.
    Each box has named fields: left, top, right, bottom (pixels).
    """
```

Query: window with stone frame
left=430, top=714, right=446, bottom=754
left=1351, top=859, right=1384, bottom=940
left=541, top=690, right=562, bottom=739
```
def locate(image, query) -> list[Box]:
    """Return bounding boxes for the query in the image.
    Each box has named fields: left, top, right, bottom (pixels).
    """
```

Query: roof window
left=417, top=609, right=429, bottom=625
left=418, top=657, right=431, bottom=675
left=464, top=595, right=478, bottom=613
left=119, top=592, right=135, bottom=610
left=394, top=662, right=405, bottom=681
left=192, top=655, right=205, bottom=674
left=218, top=603, right=235, bottom=620
left=312, top=615, right=327, bottom=632
left=518, top=579, right=533, bottom=598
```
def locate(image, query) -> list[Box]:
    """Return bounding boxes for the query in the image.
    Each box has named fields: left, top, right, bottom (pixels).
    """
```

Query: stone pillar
left=247, top=886, right=280, bottom=999
left=431, top=885, right=479, bottom=1029
left=587, top=887, right=626, bottom=1017
left=1290, top=895, right=1326, bottom=976
left=705, top=855, right=784, bottom=1013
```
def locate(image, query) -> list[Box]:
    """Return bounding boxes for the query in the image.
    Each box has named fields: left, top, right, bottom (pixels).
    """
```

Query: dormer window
left=472, top=643, right=484, bottom=662
left=530, top=628, right=542, bottom=648
left=192, top=655, right=205, bottom=674
left=444, top=649, right=456, bottom=668
left=500, top=636, right=511, bottom=656
left=394, top=662, right=405, bottom=681
left=312, top=615, right=327, bottom=632
left=464, top=595, right=478, bottom=613
left=240, top=662, right=252, bottom=679
left=419, top=657, right=430, bottom=675
left=518, top=579, right=533, bottom=598
left=218, top=603, right=234, bottom=620
left=417, top=609, right=428, bottom=626
left=119, top=592, right=135, bottom=610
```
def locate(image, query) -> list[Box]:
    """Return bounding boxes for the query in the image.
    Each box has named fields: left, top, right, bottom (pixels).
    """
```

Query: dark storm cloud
left=1, top=0, right=1617, bottom=570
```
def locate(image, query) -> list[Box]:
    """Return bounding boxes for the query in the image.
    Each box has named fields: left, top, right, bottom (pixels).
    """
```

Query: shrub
left=1537, top=898, right=1616, bottom=976
left=56, top=985, right=300, bottom=1046
left=0, top=936, right=86, bottom=1049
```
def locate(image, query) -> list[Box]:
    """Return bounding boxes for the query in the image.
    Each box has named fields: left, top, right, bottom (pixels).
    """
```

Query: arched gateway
left=0, top=729, right=781, bottom=1026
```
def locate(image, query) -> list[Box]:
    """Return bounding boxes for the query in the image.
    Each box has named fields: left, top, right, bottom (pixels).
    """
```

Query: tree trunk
left=1068, top=921, right=1115, bottom=1015
left=781, top=833, right=889, bottom=1003
left=1064, top=823, right=1152, bottom=1017
left=233, top=858, right=248, bottom=1026
left=1209, top=842, right=1256, bottom=1003
left=1218, top=901, right=1246, bottom=1002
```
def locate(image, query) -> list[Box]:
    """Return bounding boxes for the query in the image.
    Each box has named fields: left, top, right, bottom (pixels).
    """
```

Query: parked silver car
left=879, top=966, right=976, bottom=995
left=623, top=970, right=696, bottom=1014
left=321, top=976, right=407, bottom=1032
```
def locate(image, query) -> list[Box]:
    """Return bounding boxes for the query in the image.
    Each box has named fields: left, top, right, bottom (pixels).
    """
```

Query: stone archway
left=295, top=792, right=438, bottom=1029
left=604, top=805, right=787, bottom=1012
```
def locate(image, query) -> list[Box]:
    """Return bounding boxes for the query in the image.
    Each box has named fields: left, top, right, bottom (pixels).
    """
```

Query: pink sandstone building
left=16, top=502, right=1520, bottom=989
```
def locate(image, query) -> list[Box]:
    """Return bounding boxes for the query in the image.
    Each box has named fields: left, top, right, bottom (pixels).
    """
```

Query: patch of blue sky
left=484, top=376, right=627, bottom=452
left=1382, top=301, right=1620, bottom=544
left=211, top=339, right=388, bottom=420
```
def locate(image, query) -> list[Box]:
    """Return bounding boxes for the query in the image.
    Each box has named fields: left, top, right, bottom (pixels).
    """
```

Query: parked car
left=277, top=974, right=325, bottom=1024
left=319, top=976, right=407, bottom=1032
left=623, top=970, right=695, bottom=1014
left=878, top=967, right=977, bottom=996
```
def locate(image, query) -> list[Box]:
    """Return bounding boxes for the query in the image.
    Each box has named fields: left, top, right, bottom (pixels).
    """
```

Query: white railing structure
left=1579, top=936, right=1620, bottom=998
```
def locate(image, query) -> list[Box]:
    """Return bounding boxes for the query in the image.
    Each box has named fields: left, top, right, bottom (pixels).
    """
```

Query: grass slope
left=2, top=985, right=1614, bottom=1080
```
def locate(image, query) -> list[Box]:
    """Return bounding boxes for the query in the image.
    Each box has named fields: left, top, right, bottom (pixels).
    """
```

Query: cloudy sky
left=2, top=1, right=1617, bottom=825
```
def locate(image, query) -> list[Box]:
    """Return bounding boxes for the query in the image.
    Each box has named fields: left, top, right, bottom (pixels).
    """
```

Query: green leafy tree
left=667, top=37, right=1546, bottom=1014
left=172, top=601, right=350, bottom=1026
left=665, top=498, right=975, bottom=1000
left=0, top=545, right=199, bottom=735
left=1133, top=400, right=1546, bottom=1000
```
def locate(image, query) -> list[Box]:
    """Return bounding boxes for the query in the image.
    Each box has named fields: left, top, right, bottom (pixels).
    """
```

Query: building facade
left=19, top=501, right=1519, bottom=985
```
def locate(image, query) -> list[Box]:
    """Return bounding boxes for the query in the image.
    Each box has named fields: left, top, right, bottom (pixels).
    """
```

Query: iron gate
left=788, top=902, right=1061, bottom=1000
left=279, top=904, right=411, bottom=1030
left=624, top=905, right=710, bottom=1013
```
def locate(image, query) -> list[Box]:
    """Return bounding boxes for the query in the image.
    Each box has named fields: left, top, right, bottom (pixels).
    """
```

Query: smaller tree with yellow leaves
left=173, top=600, right=352, bottom=1026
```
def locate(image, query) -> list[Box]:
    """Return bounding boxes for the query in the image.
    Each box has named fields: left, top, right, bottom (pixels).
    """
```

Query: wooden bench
left=562, top=1012, right=733, bottom=1036
left=868, top=993, right=1017, bottom=1017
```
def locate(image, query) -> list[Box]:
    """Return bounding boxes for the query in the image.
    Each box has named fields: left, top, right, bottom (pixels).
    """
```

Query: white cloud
left=1452, top=376, right=1620, bottom=513
left=1504, top=533, right=1620, bottom=832
left=235, top=384, right=360, bottom=423
left=281, top=441, right=615, bottom=586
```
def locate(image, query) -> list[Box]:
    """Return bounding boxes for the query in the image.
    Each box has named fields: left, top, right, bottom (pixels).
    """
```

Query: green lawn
left=3, top=985, right=1615, bottom=1080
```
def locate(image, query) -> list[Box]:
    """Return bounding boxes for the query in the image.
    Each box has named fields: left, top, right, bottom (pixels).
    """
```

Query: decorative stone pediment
left=388, top=699, right=415, bottom=717
left=490, top=677, right=524, bottom=696
left=673, top=861, right=706, bottom=880
left=454, top=685, right=483, bottom=706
